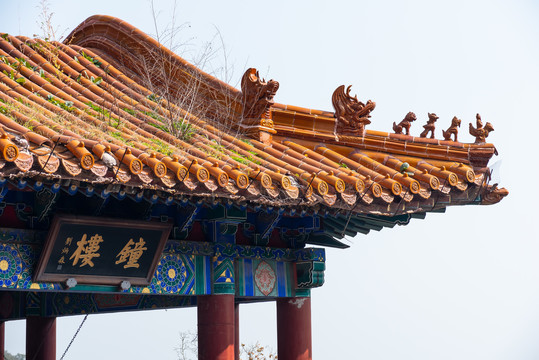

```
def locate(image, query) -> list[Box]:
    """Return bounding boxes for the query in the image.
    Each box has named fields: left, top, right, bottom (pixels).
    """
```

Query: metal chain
left=59, top=314, right=89, bottom=360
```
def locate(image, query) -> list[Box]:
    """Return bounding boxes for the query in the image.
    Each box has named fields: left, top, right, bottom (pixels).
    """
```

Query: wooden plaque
left=34, top=215, right=172, bottom=286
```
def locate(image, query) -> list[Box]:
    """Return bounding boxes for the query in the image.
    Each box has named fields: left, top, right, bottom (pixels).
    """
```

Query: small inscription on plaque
left=34, top=215, right=172, bottom=286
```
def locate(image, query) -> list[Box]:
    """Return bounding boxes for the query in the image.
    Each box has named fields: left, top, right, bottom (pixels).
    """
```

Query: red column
left=0, top=292, right=12, bottom=359
left=0, top=321, right=4, bottom=358
left=26, top=316, right=56, bottom=360
left=277, top=297, right=312, bottom=360
left=198, top=295, right=235, bottom=360
left=234, top=303, right=240, bottom=360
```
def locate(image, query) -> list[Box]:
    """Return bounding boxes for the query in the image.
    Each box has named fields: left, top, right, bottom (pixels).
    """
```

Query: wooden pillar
left=277, top=297, right=312, bottom=360
left=198, top=295, right=235, bottom=360
left=26, top=316, right=56, bottom=360
left=0, top=321, right=4, bottom=358
left=0, top=292, right=12, bottom=358
left=234, top=303, right=240, bottom=360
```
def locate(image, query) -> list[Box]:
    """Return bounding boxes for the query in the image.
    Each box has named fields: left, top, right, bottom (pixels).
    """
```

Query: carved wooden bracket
left=240, top=68, right=279, bottom=138
left=332, top=85, right=375, bottom=136
left=469, top=114, right=494, bottom=144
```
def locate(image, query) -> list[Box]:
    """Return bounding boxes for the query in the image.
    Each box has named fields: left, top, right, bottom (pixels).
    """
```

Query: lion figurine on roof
left=392, top=112, right=417, bottom=135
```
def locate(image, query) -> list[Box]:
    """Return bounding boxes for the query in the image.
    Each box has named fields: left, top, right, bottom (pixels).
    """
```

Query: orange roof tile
left=0, top=15, right=507, bottom=217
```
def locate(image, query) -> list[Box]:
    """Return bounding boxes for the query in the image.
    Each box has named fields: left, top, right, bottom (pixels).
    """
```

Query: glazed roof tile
left=0, top=15, right=507, bottom=217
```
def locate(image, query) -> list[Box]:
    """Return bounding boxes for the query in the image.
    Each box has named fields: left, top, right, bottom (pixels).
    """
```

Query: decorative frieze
left=213, top=255, right=235, bottom=294
left=0, top=236, right=325, bottom=298
left=0, top=291, right=197, bottom=321
left=236, top=258, right=294, bottom=297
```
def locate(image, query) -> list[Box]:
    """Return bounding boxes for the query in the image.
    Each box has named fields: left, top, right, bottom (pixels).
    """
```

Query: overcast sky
left=2, top=0, right=539, bottom=359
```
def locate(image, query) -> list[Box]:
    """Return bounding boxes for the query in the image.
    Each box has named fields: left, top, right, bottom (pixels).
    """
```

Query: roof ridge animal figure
left=241, top=68, right=279, bottom=120
left=332, top=85, right=376, bottom=136
left=442, top=116, right=461, bottom=142
left=469, top=113, right=494, bottom=144
left=392, top=112, right=417, bottom=135
left=420, top=113, right=439, bottom=138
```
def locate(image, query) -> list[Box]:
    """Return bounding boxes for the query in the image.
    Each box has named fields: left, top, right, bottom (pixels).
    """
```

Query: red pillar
left=0, top=321, right=4, bottom=358
left=234, top=303, right=240, bottom=360
left=277, top=297, right=312, bottom=360
left=26, top=316, right=56, bottom=360
left=198, top=295, right=235, bottom=360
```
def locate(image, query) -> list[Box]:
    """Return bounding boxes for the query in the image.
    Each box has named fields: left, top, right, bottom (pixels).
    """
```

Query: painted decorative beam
left=0, top=291, right=197, bottom=321
left=0, top=237, right=325, bottom=298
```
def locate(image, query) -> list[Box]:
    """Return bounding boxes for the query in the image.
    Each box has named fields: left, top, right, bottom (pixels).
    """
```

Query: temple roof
left=0, top=15, right=507, bottom=223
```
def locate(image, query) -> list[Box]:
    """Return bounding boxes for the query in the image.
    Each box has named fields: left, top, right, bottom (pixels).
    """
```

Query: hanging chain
left=59, top=313, right=89, bottom=360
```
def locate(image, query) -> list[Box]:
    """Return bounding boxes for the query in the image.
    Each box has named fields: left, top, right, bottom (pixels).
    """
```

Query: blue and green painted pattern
left=297, top=261, right=325, bottom=289
left=0, top=237, right=324, bottom=297
left=0, top=291, right=197, bottom=320
left=213, top=256, right=235, bottom=294
left=167, top=240, right=325, bottom=262
left=236, top=259, right=294, bottom=297
left=0, top=242, right=60, bottom=291
left=0, top=227, right=44, bottom=245
left=128, top=253, right=211, bottom=295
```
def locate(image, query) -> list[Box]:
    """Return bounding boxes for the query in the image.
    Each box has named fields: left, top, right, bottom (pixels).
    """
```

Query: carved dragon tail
left=392, top=122, right=398, bottom=133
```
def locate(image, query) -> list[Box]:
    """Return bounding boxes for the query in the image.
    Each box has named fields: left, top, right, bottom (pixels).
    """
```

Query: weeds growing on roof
left=81, top=51, right=102, bottom=68
left=127, top=0, right=247, bottom=148
left=36, top=0, right=64, bottom=42
left=5, top=0, right=270, bottom=192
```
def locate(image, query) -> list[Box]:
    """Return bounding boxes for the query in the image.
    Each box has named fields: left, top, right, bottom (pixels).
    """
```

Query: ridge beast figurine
left=392, top=112, right=417, bottom=135
left=442, top=116, right=461, bottom=142
left=241, top=68, right=279, bottom=120
left=332, top=85, right=376, bottom=136
left=420, top=113, right=439, bottom=138
left=469, top=113, right=494, bottom=144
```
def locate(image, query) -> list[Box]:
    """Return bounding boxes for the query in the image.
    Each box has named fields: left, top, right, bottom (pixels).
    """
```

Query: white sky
left=2, top=0, right=539, bottom=359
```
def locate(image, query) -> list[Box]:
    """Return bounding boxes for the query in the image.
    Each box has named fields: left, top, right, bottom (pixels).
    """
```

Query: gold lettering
left=58, top=256, right=65, bottom=264
left=69, top=234, right=104, bottom=267
left=61, top=247, right=69, bottom=254
left=65, top=237, right=73, bottom=246
left=115, top=237, right=147, bottom=269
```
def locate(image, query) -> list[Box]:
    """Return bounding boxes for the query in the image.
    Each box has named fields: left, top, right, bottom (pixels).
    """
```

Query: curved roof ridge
left=65, top=15, right=241, bottom=96
left=64, top=15, right=243, bottom=123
